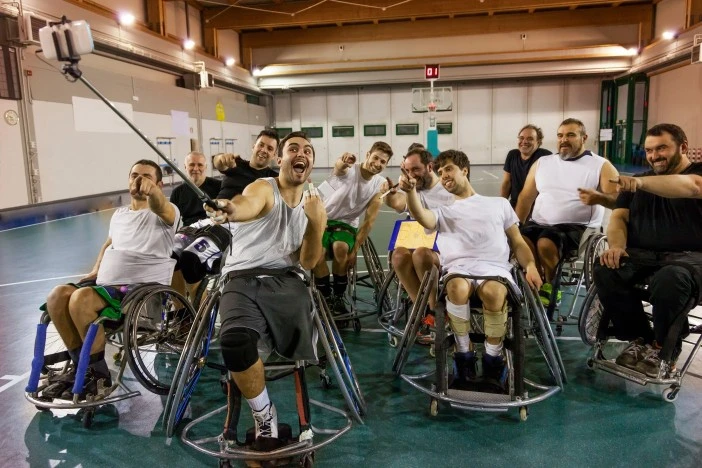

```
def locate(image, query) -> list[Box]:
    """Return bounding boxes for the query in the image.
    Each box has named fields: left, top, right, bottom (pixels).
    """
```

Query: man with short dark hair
left=595, top=123, right=702, bottom=378
left=206, top=131, right=326, bottom=448
left=403, top=149, right=541, bottom=391
left=213, top=129, right=279, bottom=200
left=313, top=141, right=394, bottom=315
left=42, top=160, right=180, bottom=399
left=501, top=124, right=552, bottom=208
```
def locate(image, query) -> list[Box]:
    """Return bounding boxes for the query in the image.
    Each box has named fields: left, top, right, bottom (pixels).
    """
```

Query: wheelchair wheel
left=578, top=284, right=603, bottom=346
left=163, top=289, right=220, bottom=437
left=314, top=290, right=367, bottom=423
left=520, top=272, right=566, bottom=388
left=583, top=234, right=607, bottom=291
left=360, top=239, right=385, bottom=297
left=376, top=270, right=411, bottom=336
left=123, top=285, right=196, bottom=395
left=509, top=302, right=526, bottom=400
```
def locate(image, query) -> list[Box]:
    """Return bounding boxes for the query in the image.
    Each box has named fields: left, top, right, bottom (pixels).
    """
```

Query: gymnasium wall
left=272, top=77, right=602, bottom=168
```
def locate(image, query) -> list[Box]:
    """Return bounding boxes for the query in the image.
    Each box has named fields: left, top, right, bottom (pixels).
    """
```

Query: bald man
left=170, top=151, right=221, bottom=225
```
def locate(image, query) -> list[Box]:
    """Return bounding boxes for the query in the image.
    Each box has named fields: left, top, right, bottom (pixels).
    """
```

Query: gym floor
left=1, top=165, right=701, bottom=467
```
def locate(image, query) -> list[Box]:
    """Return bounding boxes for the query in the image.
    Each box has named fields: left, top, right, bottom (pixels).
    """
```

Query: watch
left=4, top=109, right=18, bottom=125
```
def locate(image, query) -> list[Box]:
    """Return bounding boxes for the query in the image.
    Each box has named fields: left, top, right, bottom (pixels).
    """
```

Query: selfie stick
left=44, top=16, right=218, bottom=209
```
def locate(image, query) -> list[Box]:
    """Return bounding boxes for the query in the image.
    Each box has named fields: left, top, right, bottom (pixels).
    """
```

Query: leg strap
left=483, top=301, right=508, bottom=339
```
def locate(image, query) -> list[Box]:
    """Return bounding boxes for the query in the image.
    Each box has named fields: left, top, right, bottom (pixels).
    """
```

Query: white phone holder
left=39, top=18, right=94, bottom=61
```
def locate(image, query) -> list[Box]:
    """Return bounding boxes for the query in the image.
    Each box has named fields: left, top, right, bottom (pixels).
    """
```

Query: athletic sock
left=332, top=274, right=348, bottom=297
left=247, top=387, right=271, bottom=412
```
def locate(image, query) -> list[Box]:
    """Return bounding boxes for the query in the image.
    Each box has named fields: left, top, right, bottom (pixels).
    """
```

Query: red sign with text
left=425, top=64, right=440, bottom=80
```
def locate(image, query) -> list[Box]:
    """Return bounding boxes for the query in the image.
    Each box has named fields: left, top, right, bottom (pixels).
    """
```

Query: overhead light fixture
left=225, top=57, right=235, bottom=67
left=627, top=47, right=639, bottom=56
left=662, top=31, right=676, bottom=40
left=183, top=38, right=195, bottom=50
left=118, top=12, right=135, bottom=26
left=252, top=67, right=261, bottom=77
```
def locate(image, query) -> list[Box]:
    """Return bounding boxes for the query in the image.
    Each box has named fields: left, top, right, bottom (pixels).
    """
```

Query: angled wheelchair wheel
left=520, top=272, right=566, bottom=388
left=360, top=239, right=385, bottom=297
left=123, top=285, right=196, bottom=395
left=583, top=234, right=607, bottom=291
left=313, top=290, right=366, bottom=423
left=376, top=270, right=411, bottom=336
left=578, top=284, right=603, bottom=346
left=163, top=289, right=220, bottom=437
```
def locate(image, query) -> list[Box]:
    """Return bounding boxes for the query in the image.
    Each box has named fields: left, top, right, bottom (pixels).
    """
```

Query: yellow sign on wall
left=215, top=102, right=226, bottom=122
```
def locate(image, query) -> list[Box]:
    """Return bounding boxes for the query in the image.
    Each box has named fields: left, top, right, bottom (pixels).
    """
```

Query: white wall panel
left=492, top=84, right=528, bottom=164
left=456, top=85, right=493, bottom=165
left=359, top=89, right=392, bottom=159
left=299, top=92, right=330, bottom=167
left=274, top=94, right=293, bottom=127
left=391, top=87, right=421, bottom=166
left=649, top=64, right=702, bottom=146
left=564, top=79, right=602, bottom=152
left=0, top=101, right=28, bottom=209
left=327, top=90, right=360, bottom=163
left=527, top=81, right=565, bottom=153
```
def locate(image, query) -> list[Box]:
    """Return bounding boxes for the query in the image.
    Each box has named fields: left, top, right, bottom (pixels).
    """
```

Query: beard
left=650, top=150, right=682, bottom=174
left=415, top=173, right=433, bottom=191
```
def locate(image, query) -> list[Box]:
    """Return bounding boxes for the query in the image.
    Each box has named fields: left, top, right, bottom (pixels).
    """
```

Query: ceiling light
left=662, top=31, right=676, bottom=40
left=627, top=47, right=639, bottom=56
left=225, top=57, right=235, bottom=67
left=183, top=39, right=195, bottom=50
left=252, top=67, right=261, bottom=77
left=118, top=12, right=135, bottom=26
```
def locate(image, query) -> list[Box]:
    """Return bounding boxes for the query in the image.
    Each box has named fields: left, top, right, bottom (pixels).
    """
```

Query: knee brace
left=446, top=300, right=470, bottom=336
left=220, top=327, right=260, bottom=372
left=483, top=302, right=508, bottom=340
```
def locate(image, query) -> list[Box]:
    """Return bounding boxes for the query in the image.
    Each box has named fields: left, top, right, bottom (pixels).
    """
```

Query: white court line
left=0, top=208, right=116, bottom=233
left=0, top=274, right=85, bottom=288
left=482, top=170, right=499, bottom=180
left=0, top=371, right=30, bottom=394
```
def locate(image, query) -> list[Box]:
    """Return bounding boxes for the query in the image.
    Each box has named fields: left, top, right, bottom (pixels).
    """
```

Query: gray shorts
left=219, top=271, right=317, bottom=362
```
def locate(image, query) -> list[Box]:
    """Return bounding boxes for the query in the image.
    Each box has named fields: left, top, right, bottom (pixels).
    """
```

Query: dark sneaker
left=331, top=294, right=350, bottom=317
left=42, top=371, right=76, bottom=399
left=454, top=351, right=477, bottom=382
left=615, top=338, right=647, bottom=370
left=635, top=345, right=663, bottom=378
left=252, top=403, right=278, bottom=440
left=481, top=353, right=508, bottom=393
left=61, top=368, right=112, bottom=400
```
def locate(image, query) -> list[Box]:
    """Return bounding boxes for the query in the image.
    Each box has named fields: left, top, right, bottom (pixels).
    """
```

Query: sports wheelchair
left=541, top=228, right=607, bottom=333
left=161, top=273, right=365, bottom=467
left=392, top=266, right=565, bottom=421
left=25, top=283, right=197, bottom=427
left=323, top=238, right=386, bottom=332
left=579, top=256, right=702, bottom=402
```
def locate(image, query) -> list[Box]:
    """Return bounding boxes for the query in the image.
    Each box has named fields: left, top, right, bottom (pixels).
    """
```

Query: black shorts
left=521, top=221, right=586, bottom=258
left=219, top=270, right=317, bottom=361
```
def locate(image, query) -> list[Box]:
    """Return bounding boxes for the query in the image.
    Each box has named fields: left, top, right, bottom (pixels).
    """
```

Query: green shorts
left=39, top=280, right=127, bottom=322
left=322, top=220, right=358, bottom=252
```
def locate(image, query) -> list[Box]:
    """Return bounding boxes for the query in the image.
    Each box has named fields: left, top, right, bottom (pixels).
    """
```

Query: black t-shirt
left=169, top=177, right=221, bottom=226
left=503, top=147, right=552, bottom=207
left=616, top=162, right=702, bottom=252
left=217, top=157, right=278, bottom=200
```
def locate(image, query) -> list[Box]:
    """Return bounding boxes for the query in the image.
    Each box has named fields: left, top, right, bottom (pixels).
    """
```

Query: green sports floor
left=1, top=166, right=701, bottom=467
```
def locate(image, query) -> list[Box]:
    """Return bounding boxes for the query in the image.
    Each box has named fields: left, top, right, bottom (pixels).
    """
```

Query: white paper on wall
left=171, top=110, right=190, bottom=136
left=72, top=96, right=134, bottom=133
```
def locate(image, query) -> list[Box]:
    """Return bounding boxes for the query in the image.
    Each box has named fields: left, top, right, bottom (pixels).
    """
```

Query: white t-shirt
left=431, top=194, right=518, bottom=281
left=418, top=181, right=454, bottom=210
left=532, top=152, right=606, bottom=227
left=97, top=205, right=180, bottom=286
left=318, top=164, right=385, bottom=228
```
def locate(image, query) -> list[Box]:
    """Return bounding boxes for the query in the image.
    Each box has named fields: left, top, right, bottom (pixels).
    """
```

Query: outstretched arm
left=349, top=194, right=382, bottom=265
left=333, top=153, right=356, bottom=177
left=299, top=185, right=327, bottom=269
left=130, top=176, right=177, bottom=226
left=205, top=179, right=273, bottom=223
left=613, top=174, right=702, bottom=199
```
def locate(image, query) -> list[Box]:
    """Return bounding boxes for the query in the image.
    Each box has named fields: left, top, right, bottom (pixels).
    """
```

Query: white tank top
left=221, top=178, right=308, bottom=273
left=319, top=164, right=385, bottom=228
left=532, top=152, right=606, bottom=227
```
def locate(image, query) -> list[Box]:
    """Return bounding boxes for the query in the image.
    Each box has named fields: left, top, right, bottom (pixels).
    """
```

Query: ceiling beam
left=240, top=4, right=652, bottom=49
left=204, top=0, right=651, bottom=30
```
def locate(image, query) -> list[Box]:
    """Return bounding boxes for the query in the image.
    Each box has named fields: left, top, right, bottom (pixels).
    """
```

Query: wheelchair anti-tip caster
left=662, top=385, right=680, bottom=402
left=519, top=406, right=529, bottom=421
left=429, top=398, right=439, bottom=417
left=388, top=335, right=398, bottom=348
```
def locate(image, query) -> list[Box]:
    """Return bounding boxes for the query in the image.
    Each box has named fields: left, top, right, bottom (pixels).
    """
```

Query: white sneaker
left=252, top=403, right=278, bottom=439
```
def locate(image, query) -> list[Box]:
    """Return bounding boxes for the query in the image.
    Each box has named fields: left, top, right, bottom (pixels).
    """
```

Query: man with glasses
left=501, top=125, right=552, bottom=208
